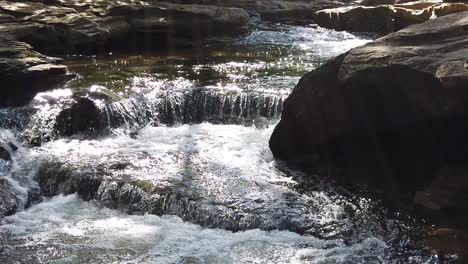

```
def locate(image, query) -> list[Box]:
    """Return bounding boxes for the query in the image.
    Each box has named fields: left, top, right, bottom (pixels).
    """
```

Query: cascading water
left=0, top=22, right=449, bottom=263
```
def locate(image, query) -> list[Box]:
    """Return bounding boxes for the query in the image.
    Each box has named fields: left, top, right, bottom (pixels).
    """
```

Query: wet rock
left=34, top=154, right=395, bottom=243
left=314, top=2, right=468, bottom=34
left=23, top=87, right=119, bottom=145
left=260, top=8, right=317, bottom=24
left=0, top=178, right=17, bottom=219
left=0, top=146, right=11, bottom=161
left=0, top=0, right=249, bottom=54
left=0, top=38, right=71, bottom=106
left=54, top=97, right=101, bottom=136
left=109, top=3, right=249, bottom=37
left=361, top=0, right=398, bottom=6
left=414, top=166, right=468, bottom=218
left=270, top=12, right=468, bottom=200
left=0, top=11, right=15, bottom=23
left=417, top=228, right=468, bottom=261
left=259, top=0, right=340, bottom=24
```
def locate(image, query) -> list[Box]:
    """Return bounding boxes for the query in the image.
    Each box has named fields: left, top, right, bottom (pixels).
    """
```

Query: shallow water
left=0, top=194, right=402, bottom=264
left=0, top=22, right=448, bottom=263
left=64, top=23, right=370, bottom=96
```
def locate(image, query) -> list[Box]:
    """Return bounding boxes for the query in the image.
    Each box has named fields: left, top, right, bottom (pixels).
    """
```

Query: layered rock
left=259, top=0, right=344, bottom=24
left=314, top=2, right=468, bottom=34
left=0, top=38, right=70, bottom=106
left=270, top=12, right=468, bottom=205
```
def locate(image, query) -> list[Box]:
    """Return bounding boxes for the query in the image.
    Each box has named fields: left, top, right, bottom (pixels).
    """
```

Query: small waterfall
left=103, top=88, right=286, bottom=130
left=154, top=89, right=285, bottom=125
left=19, top=87, right=285, bottom=145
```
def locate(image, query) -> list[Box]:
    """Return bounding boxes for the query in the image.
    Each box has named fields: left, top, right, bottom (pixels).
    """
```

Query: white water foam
left=1, top=194, right=389, bottom=264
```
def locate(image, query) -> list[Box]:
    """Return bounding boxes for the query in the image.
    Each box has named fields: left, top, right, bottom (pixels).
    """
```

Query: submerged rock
left=270, top=12, right=468, bottom=202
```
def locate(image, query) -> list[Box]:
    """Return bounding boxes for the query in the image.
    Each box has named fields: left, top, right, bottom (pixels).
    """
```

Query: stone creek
left=0, top=21, right=449, bottom=263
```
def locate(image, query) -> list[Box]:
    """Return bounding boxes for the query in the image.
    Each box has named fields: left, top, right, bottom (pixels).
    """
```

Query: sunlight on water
left=64, top=23, right=371, bottom=96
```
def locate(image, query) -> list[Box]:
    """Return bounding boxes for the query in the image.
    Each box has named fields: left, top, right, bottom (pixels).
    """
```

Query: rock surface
left=0, top=178, right=17, bottom=219
left=0, top=144, right=17, bottom=219
left=270, top=12, right=468, bottom=202
left=0, top=0, right=250, bottom=54
left=314, top=2, right=468, bottom=34
left=0, top=38, right=70, bottom=106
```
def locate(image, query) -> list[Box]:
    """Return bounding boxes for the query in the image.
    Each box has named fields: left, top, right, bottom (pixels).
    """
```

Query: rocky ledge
left=315, top=1, right=468, bottom=34
left=270, top=11, right=468, bottom=217
left=0, top=38, right=71, bottom=106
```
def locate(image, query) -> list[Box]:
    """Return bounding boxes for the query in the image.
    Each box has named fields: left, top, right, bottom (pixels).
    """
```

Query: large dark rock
left=270, top=12, right=468, bottom=201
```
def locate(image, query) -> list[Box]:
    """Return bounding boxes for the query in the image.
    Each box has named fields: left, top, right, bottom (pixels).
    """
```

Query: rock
left=0, top=146, right=11, bottom=161
left=0, top=12, right=15, bottom=23
left=361, top=0, right=397, bottom=6
left=54, top=97, right=101, bottom=136
left=270, top=12, right=468, bottom=200
left=314, top=3, right=468, bottom=34
left=0, top=0, right=48, bottom=17
left=444, top=0, right=468, bottom=3
left=432, top=2, right=468, bottom=16
left=0, top=1, right=249, bottom=53
left=260, top=8, right=317, bottom=24
left=259, top=0, right=341, bottom=23
left=414, top=166, right=468, bottom=217
left=0, top=178, right=17, bottom=219
left=34, top=153, right=395, bottom=242
left=0, top=38, right=71, bottom=106
left=110, top=3, right=249, bottom=37
left=416, top=228, right=468, bottom=261
left=314, top=6, right=397, bottom=34
left=23, top=87, right=120, bottom=145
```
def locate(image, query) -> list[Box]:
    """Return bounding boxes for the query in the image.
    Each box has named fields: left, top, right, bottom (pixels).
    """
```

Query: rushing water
left=0, top=22, right=449, bottom=263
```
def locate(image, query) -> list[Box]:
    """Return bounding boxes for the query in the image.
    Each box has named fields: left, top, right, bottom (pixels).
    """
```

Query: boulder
left=23, top=87, right=119, bottom=145
left=314, top=3, right=468, bottom=34
left=0, top=38, right=71, bottom=106
left=314, top=6, right=398, bottom=34
left=0, top=178, right=17, bottom=219
left=270, top=12, right=468, bottom=200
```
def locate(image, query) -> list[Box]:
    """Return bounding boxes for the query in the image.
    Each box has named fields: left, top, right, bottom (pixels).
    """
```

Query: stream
left=0, top=21, right=448, bottom=263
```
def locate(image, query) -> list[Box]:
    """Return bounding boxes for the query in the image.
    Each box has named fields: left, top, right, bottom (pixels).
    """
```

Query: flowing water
left=0, top=22, right=450, bottom=263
